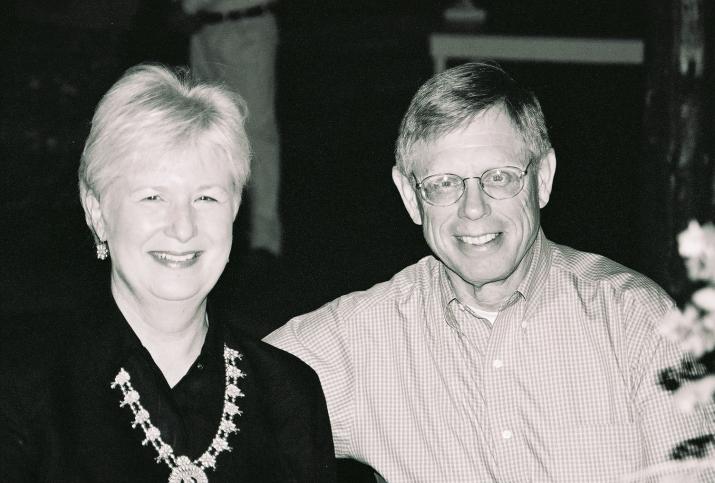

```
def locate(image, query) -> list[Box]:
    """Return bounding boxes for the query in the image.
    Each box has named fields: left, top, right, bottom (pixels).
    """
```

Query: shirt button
left=502, top=430, right=513, bottom=440
left=492, top=359, right=504, bottom=369
left=196, top=362, right=204, bottom=370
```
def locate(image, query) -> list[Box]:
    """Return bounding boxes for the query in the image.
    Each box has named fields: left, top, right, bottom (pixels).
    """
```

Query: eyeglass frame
left=412, top=158, right=535, bottom=206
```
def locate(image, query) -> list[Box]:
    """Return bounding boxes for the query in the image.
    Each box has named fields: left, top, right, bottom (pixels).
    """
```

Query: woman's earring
left=96, top=241, right=109, bottom=260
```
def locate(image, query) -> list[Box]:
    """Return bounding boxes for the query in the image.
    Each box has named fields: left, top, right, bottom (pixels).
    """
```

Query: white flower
left=679, top=222, right=715, bottom=282
left=693, top=287, right=715, bottom=312
left=660, top=305, right=715, bottom=358
left=674, top=375, right=715, bottom=413
left=679, top=221, right=707, bottom=259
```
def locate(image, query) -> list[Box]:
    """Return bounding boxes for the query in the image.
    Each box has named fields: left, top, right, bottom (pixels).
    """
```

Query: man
left=265, top=62, right=712, bottom=481
left=180, top=0, right=283, bottom=257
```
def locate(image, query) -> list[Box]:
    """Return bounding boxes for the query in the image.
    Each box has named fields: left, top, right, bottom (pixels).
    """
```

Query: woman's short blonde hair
left=78, top=63, right=251, bottom=203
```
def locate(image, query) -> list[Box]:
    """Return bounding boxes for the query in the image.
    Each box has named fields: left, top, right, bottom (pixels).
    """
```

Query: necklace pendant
left=168, top=457, right=208, bottom=483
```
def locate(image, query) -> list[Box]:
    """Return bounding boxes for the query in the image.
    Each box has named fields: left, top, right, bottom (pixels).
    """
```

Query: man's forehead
left=427, top=109, right=523, bottom=153
left=421, top=130, right=525, bottom=159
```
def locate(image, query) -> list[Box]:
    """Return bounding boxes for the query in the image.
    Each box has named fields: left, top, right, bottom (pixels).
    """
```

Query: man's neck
left=448, top=241, right=537, bottom=312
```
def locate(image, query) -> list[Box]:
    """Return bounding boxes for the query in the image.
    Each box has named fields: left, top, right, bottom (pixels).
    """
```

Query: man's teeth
left=157, top=252, right=197, bottom=262
left=459, top=233, right=498, bottom=245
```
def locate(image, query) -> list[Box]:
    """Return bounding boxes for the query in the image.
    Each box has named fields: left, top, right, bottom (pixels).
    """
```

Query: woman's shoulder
left=230, top=331, right=321, bottom=387
left=224, top=327, right=336, bottom=481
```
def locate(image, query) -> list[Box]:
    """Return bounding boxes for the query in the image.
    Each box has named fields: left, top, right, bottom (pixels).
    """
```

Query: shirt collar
left=513, top=229, right=552, bottom=313
left=82, top=287, right=226, bottom=376
left=435, top=228, right=553, bottom=325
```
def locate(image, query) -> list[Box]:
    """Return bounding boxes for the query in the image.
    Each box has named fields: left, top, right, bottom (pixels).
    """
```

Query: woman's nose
left=166, top=202, right=197, bottom=241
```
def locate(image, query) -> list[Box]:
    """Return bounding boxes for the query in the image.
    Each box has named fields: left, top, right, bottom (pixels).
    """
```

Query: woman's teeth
left=157, top=252, right=197, bottom=262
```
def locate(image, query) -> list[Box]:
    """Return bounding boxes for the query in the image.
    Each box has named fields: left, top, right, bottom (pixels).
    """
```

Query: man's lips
left=455, top=233, right=500, bottom=245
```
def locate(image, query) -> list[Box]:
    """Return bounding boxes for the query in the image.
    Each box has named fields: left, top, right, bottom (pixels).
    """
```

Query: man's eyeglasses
left=413, top=159, right=533, bottom=206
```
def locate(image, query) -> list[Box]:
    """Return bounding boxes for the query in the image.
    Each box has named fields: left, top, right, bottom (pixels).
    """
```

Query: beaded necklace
left=111, top=345, right=245, bottom=482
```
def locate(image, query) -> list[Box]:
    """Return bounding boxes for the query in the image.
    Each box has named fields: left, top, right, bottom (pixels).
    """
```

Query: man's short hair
left=395, top=62, right=552, bottom=175
left=78, top=63, right=251, bottom=202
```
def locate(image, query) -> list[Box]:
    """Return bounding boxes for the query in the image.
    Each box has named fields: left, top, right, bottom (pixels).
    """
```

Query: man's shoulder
left=547, top=240, right=672, bottom=306
left=299, top=255, right=440, bottom=321
left=264, top=255, right=442, bottom=349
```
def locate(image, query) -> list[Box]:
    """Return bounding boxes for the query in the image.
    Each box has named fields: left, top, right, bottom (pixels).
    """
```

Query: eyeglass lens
left=418, top=165, right=527, bottom=205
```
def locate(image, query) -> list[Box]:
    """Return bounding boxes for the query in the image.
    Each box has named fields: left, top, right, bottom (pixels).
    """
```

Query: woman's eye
left=143, top=194, right=161, bottom=201
left=197, top=195, right=218, bottom=202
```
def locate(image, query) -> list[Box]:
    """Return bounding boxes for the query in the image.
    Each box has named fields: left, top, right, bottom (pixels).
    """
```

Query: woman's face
left=88, top=150, right=240, bottom=305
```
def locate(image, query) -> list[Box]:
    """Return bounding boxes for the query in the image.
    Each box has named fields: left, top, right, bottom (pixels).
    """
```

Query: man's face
left=393, top=107, right=556, bottom=296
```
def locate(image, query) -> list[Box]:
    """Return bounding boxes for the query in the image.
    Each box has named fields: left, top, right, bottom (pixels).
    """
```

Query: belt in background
left=198, top=3, right=275, bottom=25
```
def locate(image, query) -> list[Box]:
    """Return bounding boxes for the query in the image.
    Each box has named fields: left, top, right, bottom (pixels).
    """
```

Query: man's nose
left=166, top=202, right=197, bottom=242
left=458, top=178, right=491, bottom=220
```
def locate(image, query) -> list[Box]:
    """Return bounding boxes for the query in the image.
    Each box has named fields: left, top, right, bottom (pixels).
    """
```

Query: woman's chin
left=148, top=282, right=210, bottom=303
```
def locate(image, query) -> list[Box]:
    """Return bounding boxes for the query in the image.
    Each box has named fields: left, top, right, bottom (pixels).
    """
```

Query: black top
left=0, top=289, right=336, bottom=482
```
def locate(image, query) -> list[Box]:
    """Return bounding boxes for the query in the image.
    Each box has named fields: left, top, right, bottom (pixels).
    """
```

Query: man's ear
left=82, top=190, right=107, bottom=242
left=536, top=149, right=556, bottom=209
left=391, top=166, right=423, bottom=225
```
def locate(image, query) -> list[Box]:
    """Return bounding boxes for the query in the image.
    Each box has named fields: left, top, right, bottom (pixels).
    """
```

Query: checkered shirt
left=265, top=231, right=715, bottom=482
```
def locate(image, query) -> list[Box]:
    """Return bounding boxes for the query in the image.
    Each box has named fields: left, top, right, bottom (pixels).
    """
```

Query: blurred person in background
left=178, top=0, right=283, bottom=265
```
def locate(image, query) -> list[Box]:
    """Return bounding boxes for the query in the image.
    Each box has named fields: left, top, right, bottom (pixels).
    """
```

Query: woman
left=0, top=64, right=335, bottom=482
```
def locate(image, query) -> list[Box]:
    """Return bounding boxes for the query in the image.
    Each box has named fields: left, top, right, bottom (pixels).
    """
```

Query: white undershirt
left=466, top=305, right=498, bottom=325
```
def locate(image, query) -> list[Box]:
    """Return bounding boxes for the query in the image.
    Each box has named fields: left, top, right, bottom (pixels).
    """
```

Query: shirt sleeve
left=627, top=286, right=715, bottom=474
left=264, top=301, right=356, bottom=458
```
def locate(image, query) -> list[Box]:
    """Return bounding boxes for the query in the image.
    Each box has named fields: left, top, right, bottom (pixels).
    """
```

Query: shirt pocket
left=543, top=423, right=641, bottom=482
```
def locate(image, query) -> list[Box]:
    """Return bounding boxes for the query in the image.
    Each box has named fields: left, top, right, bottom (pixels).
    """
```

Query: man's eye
left=484, top=170, right=512, bottom=185
left=143, top=194, right=161, bottom=201
left=430, top=177, right=460, bottom=190
left=197, top=195, right=218, bottom=202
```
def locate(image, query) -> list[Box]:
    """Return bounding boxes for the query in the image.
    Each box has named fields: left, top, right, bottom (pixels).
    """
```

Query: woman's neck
left=111, top=285, right=209, bottom=387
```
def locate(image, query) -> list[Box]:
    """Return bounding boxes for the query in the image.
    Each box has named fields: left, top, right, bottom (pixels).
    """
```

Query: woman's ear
left=82, top=190, right=107, bottom=242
